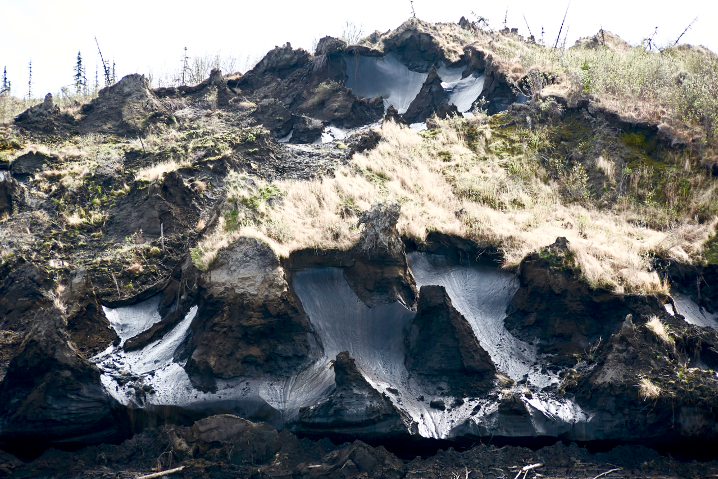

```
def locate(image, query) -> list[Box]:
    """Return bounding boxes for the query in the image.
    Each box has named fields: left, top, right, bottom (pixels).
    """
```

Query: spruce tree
left=74, top=51, right=86, bottom=94
left=1, top=66, right=10, bottom=95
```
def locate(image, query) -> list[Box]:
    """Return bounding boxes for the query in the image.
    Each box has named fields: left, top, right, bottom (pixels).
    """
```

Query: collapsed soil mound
left=79, top=74, right=164, bottom=134
left=185, top=237, right=314, bottom=392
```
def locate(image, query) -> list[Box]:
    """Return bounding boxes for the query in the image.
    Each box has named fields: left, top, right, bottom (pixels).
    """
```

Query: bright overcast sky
left=1, top=0, right=717, bottom=97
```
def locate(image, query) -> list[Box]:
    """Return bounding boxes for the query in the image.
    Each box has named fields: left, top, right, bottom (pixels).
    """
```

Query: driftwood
left=514, top=463, right=543, bottom=479
left=136, top=465, right=185, bottom=479
left=591, top=468, right=622, bottom=479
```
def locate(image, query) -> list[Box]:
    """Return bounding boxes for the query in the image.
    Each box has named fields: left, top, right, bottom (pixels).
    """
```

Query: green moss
left=437, top=150, right=452, bottom=161
left=703, top=233, right=718, bottom=265
left=621, top=131, right=661, bottom=168
left=539, top=247, right=578, bottom=270
left=621, top=132, right=647, bottom=148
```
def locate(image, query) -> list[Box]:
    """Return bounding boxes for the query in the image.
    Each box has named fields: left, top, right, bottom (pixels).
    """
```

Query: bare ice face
left=344, top=53, right=428, bottom=114
left=437, top=65, right=486, bottom=113
left=102, top=294, right=163, bottom=346
left=94, top=255, right=581, bottom=439
left=344, top=54, right=486, bottom=115
left=666, top=292, right=718, bottom=331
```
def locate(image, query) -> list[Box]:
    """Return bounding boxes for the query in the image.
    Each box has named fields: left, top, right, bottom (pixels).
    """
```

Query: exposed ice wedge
left=438, top=64, right=486, bottom=113
left=345, top=53, right=428, bottom=114
left=102, top=294, right=163, bottom=346
left=668, top=292, right=718, bottom=331
left=408, top=253, right=536, bottom=381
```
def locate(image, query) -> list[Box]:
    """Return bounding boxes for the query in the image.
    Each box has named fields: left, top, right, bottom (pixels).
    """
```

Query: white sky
left=1, top=0, right=716, bottom=97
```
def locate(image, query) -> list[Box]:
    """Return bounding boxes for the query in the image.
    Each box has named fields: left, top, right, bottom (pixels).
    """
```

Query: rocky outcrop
left=185, top=236, right=313, bottom=391
left=347, top=128, right=382, bottom=158
left=6, top=419, right=718, bottom=478
left=403, top=65, right=448, bottom=124
left=153, top=68, right=237, bottom=108
left=0, top=308, right=125, bottom=453
left=253, top=98, right=295, bottom=138
left=237, top=42, right=383, bottom=131
left=15, top=93, right=59, bottom=122
left=295, top=352, right=409, bottom=438
left=297, top=83, right=384, bottom=128
left=2, top=415, right=407, bottom=478
left=505, top=237, right=667, bottom=364
left=315, top=36, right=348, bottom=57
left=405, top=285, right=496, bottom=396
left=436, top=102, right=460, bottom=118
left=0, top=260, right=52, bottom=333
left=186, top=414, right=282, bottom=463
left=239, top=43, right=312, bottom=90
left=658, top=257, right=718, bottom=313
left=461, top=46, right=518, bottom=114
left=105, top=170, right=201, bottom=243
left=13, top=93, right=76, bottom=133
left=344, top=202, right=418, bottom=308
left=350, top=19, right=453, bottom=71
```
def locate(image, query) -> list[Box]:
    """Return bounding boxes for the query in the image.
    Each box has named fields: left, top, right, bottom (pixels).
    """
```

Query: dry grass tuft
left=646, top=316, right=674, bottom=348
left=50, top=284, right=67, bottom=314
left=496, top=374, right=515, bottom=387
left=135, top=159, right=190, bottom=182
left=639, top=377, right=661, bottom=401
left=65, top=212, right=86, bottom=226
left=32, top=210, right=49, bottom=221
left=126, top=262, right=144, bottom=274
left=192, top=180, right=207, bottom=193
left=595, top=156, right=616, bottom=183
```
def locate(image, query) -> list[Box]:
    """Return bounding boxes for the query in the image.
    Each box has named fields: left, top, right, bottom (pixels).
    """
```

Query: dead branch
left=673, top=17, right=698, bottom=46
left=112, top=273, right=120, bottom=299
left=514, top=463, right=543, bottom=479
left=554, top=2, right=571, bottom=48
left=523, top=15, right=533, bottom=38
left=136, top=465, right=185, bottom=479
left=591, top=468, right=622, bottom=479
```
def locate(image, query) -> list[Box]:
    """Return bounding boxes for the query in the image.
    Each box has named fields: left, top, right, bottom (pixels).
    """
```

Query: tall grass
left=474, top=28, right=718, bottom=141
left=193, top=120, right=714, bottom=293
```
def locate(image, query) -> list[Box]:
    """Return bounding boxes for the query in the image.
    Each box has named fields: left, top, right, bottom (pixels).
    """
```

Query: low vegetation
left=646, top=316, right=675, bottom=348
left=639, top=377, right=661, bottom=401
left=193, top=115, right=715, bottom=293
left=2, top=18, right=717, bottom=298
left=135, top=159, right=191, bottom=182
